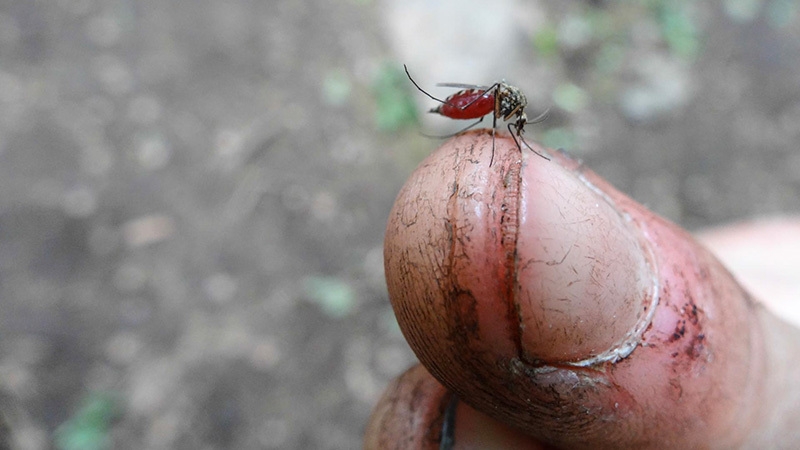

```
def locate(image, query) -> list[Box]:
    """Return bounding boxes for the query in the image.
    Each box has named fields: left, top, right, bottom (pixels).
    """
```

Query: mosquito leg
left=421, top=117, right=485, bottom=140
left=508, top=123, right=550, bottom=161
left=490, top=110, right=498, bottom=166
left=508, top=125, right=523, bottom=156
left=404, top=64, right=451, bottom=105
left=521, top=134, right=550, bottom=160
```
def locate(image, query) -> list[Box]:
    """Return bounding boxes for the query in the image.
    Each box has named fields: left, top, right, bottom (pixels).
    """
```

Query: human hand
left=365, top=132, right=800, bottom=449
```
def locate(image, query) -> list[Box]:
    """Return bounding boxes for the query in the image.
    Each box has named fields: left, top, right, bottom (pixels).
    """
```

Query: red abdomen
left=432, top=90, right=495, bottom=120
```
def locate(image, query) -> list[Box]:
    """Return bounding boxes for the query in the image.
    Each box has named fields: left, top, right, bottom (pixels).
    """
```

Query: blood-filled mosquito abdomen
left=431, top=90, right=495, bottom=120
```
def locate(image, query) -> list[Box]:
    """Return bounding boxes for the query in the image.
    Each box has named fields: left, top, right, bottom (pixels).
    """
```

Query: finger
left=382, top=131, right=800, bottom=448
left=364, top=364, right=549, bottom=450
left=697, top=218, right=800, bottom=327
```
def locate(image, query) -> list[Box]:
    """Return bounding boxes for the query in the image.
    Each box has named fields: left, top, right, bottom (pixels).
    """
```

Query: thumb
left=371, top=131, right=800, bottom=448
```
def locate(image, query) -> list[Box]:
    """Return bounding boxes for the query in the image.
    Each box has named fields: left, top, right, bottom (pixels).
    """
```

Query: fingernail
left=515, top=150, right=657, bottom=364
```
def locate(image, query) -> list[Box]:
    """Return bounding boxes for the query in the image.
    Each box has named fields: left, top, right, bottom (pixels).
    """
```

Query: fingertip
left=364, top=365, right=446, bottom=450
left=365, top=365, right=549, bottom=450
left=384, top=133, right=783, bottom=447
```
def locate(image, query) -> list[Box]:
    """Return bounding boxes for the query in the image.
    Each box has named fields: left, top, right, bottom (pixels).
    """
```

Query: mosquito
left=404, top=64, right=550, bottom=166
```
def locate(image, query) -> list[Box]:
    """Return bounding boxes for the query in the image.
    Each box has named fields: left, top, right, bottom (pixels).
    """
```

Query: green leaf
left=542, top=127, right=577, bottom=151
left=54, top=393, right=119, bottom=450
left=322, top=69, right=352, bottom=107
left=723, top=0, right=764, bottom=22
left=553, top=83, right=589, bottom=112
left=372, top=63, right=419, bottom=132
left=304, top=276, right=356, bottom=318
left=656, top=3, right=700, bottom=59
left=532, top=25, right=559, bottom=57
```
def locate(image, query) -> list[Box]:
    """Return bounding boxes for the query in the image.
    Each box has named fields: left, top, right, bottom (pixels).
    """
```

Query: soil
left=0, top=1, right=798, bottom=449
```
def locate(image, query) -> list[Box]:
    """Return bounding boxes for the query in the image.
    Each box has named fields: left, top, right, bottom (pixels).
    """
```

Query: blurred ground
left=0, top=0, right=799, bottom=449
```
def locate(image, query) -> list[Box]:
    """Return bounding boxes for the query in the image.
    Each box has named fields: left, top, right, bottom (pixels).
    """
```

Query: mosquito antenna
left=420, top=117, right=485, bottom=140
left=404, top=64, right=450, bottom=105
left=525, top=108, right=550, bottom=125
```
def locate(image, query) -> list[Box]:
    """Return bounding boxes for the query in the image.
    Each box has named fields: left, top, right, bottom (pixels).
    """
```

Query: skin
left=365, top=131, right=800, bottom=449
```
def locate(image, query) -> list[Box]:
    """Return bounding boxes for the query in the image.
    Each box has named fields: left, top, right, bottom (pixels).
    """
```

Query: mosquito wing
left=436, top=82, right=491, bottom=90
